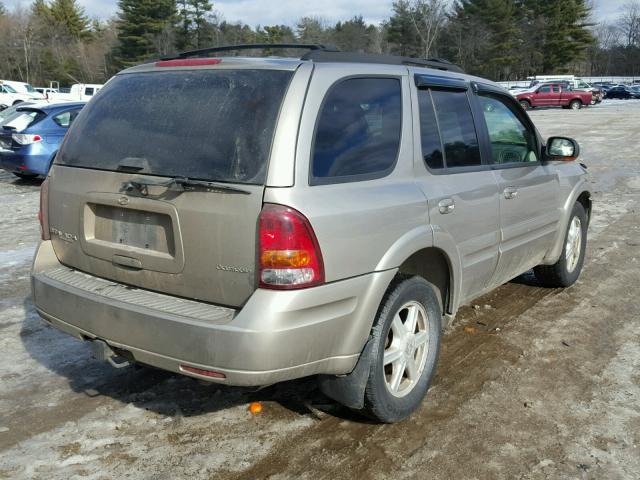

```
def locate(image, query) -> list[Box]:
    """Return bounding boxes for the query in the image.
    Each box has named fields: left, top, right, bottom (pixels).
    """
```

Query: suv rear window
left=57, top=69, right=293, bottom=184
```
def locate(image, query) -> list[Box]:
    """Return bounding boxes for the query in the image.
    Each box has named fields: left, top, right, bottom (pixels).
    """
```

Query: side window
left=430, top=89, right=481, bottom=168
left=553, top=85, right=561, bottom=93
left=478, top=94, right=538, bottom=165
left=539, top=85, right=551, bottom=93
left=84, top=87, right=95, bottom=96
left=311, top=77, right=402, bottom=184
left=53, top=109, right=81, bottom=128
left=417, top=91, right=444, bottom=169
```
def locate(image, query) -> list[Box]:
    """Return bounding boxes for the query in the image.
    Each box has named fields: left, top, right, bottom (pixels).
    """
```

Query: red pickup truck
left=516, top=83, right=593, bottom=110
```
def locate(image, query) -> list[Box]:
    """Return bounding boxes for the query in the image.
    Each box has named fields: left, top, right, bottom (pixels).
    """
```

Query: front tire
left=362, top=276, right=441, bottom=423
left=534, top=202, right=587, bottom=287
left=569, top=99, right=582, bottom=110
left=519, top=100, right=531, bottom=110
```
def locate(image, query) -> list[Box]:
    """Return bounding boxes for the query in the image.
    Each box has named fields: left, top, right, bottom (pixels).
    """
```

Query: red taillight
left=258, top=204, right=324, bottom=289
left=12, top=133, right=42, bottom=145
left=179, top=365, right=226, bottom=379
left=39, top=177, right=50, bottom=240
left=155, top=58, right=222, bottom=67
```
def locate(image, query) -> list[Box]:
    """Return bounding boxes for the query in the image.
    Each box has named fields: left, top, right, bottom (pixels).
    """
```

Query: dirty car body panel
left=32, top=54, right=590, bottom=389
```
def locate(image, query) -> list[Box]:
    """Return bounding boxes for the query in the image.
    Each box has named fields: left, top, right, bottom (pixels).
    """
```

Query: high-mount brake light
left=39, top=177, right=50, bottom=240
left=155, top=58, right=222, bottom=68
left=258, top=204, right=325, bottom=289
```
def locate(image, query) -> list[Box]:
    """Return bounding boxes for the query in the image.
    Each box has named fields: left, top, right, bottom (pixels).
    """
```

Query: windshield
left=57, top=69, right=293, bottom=184
left=2, top=84, right=17, bottom=93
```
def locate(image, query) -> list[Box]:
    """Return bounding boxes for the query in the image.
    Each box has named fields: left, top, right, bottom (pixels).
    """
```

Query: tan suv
left=32, top=45, right=591, bottom=423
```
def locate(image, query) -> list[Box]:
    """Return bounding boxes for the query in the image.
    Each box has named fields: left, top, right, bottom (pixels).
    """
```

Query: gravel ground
left=0, top=100, right=639, bottom=480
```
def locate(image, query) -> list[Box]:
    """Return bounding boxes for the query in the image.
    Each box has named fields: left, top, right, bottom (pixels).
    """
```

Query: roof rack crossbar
left=166, top=43, right=339, bottom=60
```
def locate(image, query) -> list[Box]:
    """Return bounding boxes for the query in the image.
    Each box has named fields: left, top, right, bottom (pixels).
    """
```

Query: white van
left=0, top=81, right=43, bottom=109
left=1, top=80, right=45, bottom=100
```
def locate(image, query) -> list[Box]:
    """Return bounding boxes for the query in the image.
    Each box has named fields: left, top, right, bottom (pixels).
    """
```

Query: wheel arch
left=397, top=247, right=453, bottom=318
left=374, top=225, right=461, bottom=321
left=543, top=183, right=592, bottom=265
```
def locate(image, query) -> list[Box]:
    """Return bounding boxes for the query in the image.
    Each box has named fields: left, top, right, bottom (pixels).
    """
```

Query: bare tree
left=408, top=0, right=447, bottom=58
left=619, top=0, right=640, bottom=46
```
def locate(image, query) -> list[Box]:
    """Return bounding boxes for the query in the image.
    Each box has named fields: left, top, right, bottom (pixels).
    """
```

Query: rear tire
left=534, top=202, right=587, bottom=287
left=362, top=276, right=441, bottom=423
left=13, top=172, right=38, bottom=179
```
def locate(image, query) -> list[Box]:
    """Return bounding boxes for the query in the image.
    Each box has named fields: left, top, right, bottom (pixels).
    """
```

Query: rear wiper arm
left=122, top=176, right=251, bottom=196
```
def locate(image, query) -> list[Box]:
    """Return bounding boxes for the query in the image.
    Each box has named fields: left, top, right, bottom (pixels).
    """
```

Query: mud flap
left=317, top=337, right=375, bottom=410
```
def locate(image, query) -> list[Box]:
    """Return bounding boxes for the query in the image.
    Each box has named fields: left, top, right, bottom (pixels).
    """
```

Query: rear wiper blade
left=122, top=176, right=251, bottom=196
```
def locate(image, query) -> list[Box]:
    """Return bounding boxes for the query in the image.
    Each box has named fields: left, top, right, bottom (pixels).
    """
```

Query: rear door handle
left=503, top=187, right=518, bottom=199
left=438, top=198, right=455, bottom=214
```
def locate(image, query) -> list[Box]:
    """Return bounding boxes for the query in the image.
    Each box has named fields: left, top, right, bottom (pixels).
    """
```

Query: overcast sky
left=2, top=0, right=628, bottom=26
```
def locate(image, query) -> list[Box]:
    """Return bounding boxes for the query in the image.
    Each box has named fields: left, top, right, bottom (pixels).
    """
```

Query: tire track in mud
left=232, top=282, right=563, bottom=480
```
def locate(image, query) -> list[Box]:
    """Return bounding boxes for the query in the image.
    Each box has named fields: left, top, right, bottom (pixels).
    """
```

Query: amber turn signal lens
left=249, top=402, right=263, bottom=414
left=260, top=250, right=311, bottom=268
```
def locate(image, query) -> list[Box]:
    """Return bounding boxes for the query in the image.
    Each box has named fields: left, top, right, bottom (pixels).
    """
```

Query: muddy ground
left=1, top=101, right=639, bottom=480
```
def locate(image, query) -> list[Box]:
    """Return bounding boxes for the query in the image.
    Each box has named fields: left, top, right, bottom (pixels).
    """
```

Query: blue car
left=0, top=102, right=85, bottom=178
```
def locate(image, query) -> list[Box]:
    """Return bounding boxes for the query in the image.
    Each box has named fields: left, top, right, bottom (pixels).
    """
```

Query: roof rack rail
left=164, top=43, right=339, bottom=60
left=163, top=43, right=464, bottom=73
left=300, top=50, right=464, bottom=73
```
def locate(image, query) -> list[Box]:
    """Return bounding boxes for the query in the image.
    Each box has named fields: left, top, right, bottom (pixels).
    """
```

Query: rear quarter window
left=311, top=77, right=402, bottom=185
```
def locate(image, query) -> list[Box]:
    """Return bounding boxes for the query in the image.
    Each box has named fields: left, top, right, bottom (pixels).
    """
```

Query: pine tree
left=449, top=0, right=522, bottom=79
left=49, top=0, right=91, bottom=39
left=387, top=0, right=421, bottom=56
left=332, top=16, right=377, bottom=53
left=114, top=0, right=176, bottom=67
left=296, top=17, right=328, bottom=45
left=175, top=0, right=213, bottom=50
left=524, top=0, right=594, bottom=73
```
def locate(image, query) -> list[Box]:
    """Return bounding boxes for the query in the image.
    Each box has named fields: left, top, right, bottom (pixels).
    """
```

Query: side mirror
left=545, top=136, right=580, bottom=162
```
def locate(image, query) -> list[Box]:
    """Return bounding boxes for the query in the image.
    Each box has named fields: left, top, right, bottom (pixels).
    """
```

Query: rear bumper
left=0, top=150, right=50, bottom=175
left=32, top=241, right=396, bottom=386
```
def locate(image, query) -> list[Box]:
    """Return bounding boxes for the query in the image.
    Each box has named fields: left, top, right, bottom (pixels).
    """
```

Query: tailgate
left=45, top=67, right=295, bottom=307
left=48, top=166, right=263, bottom=307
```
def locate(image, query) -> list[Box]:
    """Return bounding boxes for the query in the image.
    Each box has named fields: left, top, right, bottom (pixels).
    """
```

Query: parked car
left=31, top=45, right=590, bottom=423
left=529, top=76, right=602, bottom=103
left=48, top=83, right=103, bottom=102
left=35, top=87, right=60, bottom=98
left=516, top=83, right=593, bottom=110
left=534, top=80, right=602, bottom=105
left=0, top=102, right=85, bottom=178
left=2, top=80, right=46, bottom=100
left=0, top=82, right=42, bottom=109
left=605, top=85, right=640, bottom=99
left=0, top=101, right=41, bottom=123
